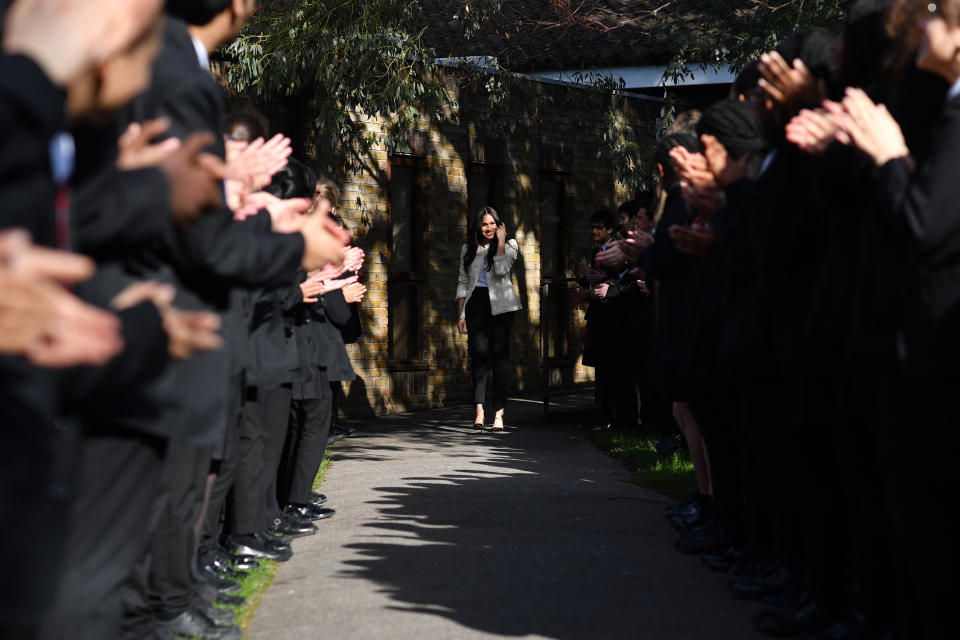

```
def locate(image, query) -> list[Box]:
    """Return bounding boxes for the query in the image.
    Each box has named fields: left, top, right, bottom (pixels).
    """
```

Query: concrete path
left=245, top=395, right=766, bottom=640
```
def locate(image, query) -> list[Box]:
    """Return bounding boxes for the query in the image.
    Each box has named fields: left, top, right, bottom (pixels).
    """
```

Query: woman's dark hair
left=463, top=206, right=502, bottom=272
left=263, top=158, right=317, bottom=200
left=166, top=0, right=231, bottom=25
left=654, top=133, right=700, bottom=185
left=224, top=110, right=270, bottom=142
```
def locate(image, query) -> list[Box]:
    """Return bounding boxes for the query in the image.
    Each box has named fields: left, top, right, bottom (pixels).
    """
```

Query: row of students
left=0, top=2, right=362, bottom=639
left=591, top=1, right=959, bottom=637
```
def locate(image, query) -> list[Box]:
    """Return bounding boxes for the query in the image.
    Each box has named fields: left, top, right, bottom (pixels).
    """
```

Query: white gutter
left=531, top=64, right=736, bottom=89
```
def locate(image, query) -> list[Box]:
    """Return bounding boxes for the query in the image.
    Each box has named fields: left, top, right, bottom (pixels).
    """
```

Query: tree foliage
left=224, top=1, right=848, bottom=188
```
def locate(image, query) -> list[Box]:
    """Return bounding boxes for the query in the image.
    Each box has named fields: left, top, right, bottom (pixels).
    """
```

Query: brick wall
left=302, top=83, right=659, bottom=417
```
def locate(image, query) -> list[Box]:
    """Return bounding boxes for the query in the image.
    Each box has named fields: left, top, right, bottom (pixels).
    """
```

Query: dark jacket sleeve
left=877, top=99, right=960, bottom=253
left=0, top=54, right=64, bottom=147
left=640, top=192, right=691, bottom=279
left=59, top=301, right=169, bottom=411
left=0, top=54, right=63, bottom=240
left=72, top=165, right=173, bottom=256
left=172, top=211, right=306, bottom=289
left=322, top=289, right=353, bottom=327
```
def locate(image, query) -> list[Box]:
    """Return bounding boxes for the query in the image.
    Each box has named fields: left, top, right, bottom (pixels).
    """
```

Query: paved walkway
left=246, top=395, right=765, bottom=639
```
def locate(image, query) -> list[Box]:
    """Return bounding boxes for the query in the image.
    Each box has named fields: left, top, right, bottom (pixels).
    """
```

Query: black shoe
left=285, top=503, right=335, bottom=521
left=701, top=546, right=742, bottom=572
left=730, top=565, right=794, bottom=600
left=732, top=557, right=782, bottom=583
left=199, top=564, right=242, bottom=594
left=194, top=600, right=236, bottom=627
left=217, top=547, right=260, bottom=572
left=167, top=608, right=242, bottom=640
left=263, top=526, right=294, bottom=544
left=216, top=593, right=246, bottom=607
left=226, top=533, right=292, bottom=562
left=269, top=515, right=317, bottom=538
left=754, top=600, right=837, bottom=637
left=309, top=492, right=328, bottom=507
left=331, top=422, right=355, bottom=437
left=813, top=610, right=887, bottom=640
left=204, top=560, right=246, bottom=580
left=676, top=524, right=730, bottom=555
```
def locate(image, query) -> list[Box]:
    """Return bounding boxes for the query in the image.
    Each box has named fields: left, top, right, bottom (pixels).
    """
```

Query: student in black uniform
left=118, top=3, right=348, bottom=638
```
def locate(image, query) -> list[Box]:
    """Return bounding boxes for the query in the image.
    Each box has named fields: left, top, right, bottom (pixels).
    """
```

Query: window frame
left=467, top=162, right=501, bottom=216
left=539, top=170, right=573, bottom=364
left=387, top=156, right=427, bottom=368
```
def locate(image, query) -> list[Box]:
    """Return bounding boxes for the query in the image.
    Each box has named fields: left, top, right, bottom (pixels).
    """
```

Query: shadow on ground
left=323, top=399, right=756, bottom=640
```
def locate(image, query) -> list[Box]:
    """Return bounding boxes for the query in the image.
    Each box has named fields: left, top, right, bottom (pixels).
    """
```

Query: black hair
left=263, top=158, right=317, bottom=200
left=734, top=60, right=761, bottom=97
left=612, top=225, right=628, bottom=241
left=798, top=28, right=837, bottom=82
left=463, top=206, right=502, bottom=272
left=617, top=200, right=642, bottom=218
left=589, top=209, right=615, bottom=230
left=166, top=0, right=232, bottom=26
left=224, top=109, right=270, bottom=142
left=841, top=0, right=895, bottom=89
left=654, top=132, right=700, bottom=185
left=697, top=98, right=766, bottom=160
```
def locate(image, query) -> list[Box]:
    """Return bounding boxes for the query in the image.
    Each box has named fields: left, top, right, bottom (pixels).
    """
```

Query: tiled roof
left=420, top=0, right=707, bottom=71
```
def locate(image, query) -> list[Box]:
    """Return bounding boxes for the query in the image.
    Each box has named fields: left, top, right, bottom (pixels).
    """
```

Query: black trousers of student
left=259, top=386, right=293, bottom=520
left=465, top=288, right=514, bottom=411
left=38, top=426, right=165, bottom=640
left=689, top=386, right=744, bottom=543
left=741, top=376, right=797, bottom=564
left=892, top=376, right=958, bottom=639
left=122, top=439, right=211, bottom=633
left=225, top=387, right=278, bottom=536
left=198, top=419, right=240, bottom=566
left=280, top=395, right=332, bottom=506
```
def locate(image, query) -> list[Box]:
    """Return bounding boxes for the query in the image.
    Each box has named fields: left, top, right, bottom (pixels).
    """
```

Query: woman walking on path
left=455, top=207, right=522, bottom=431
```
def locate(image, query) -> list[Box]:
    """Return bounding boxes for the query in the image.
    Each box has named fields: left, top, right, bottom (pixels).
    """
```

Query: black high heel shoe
left=473, top=419, right=484, bottom=430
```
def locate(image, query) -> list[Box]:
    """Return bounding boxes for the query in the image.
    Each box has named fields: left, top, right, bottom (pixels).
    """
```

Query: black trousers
left=226, top=388, right=275, bottom=536
left=465, top=288, right=514, bottom=411
left=38, top=427, right=165, bottom=640
left=892, top=376, right=958, bottom=639
left=690, top=387, right=744, bottom=544
left=259, top=386, right=293, bottom=519
left=279, top=396, right=332, bottom=506
left=198, top=417, right=240, bottom=563
left=122, top=440, right=211, bottom=633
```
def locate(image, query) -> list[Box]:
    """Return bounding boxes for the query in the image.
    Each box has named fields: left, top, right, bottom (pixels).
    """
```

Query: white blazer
left=456, top=239, right=523, bottom=319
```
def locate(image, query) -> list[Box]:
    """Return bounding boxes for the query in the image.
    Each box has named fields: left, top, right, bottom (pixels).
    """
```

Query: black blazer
left=879, top=93, right=960, bottom=378
left=102, top=18, right=304, bottom=447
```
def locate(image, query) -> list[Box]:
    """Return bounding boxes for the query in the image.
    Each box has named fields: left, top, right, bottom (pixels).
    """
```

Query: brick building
left=250, top=2, right=733, bottom=417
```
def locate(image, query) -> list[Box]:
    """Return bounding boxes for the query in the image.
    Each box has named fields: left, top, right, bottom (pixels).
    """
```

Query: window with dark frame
left=467, top=163, right=500, bottom=216
left=388, top=158, right=424, bottom=364
left=540, top=172, right=569, bottom=361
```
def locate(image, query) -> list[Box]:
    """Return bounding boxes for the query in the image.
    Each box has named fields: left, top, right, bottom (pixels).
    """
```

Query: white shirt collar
left=759, top=149, right=777, bottom=175
left=191, top=36, right=210, bottom=70
left=947, top=76, right=960, bottom=104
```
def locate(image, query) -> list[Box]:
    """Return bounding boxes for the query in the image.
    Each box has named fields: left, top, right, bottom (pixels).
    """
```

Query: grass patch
left=220, top=560, right=279, bottom=631
left=312, top=451, right=332, bottom=492
left=590, top=430, right=697, bottom=500
left=220, top=449, right=334, bottom=633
